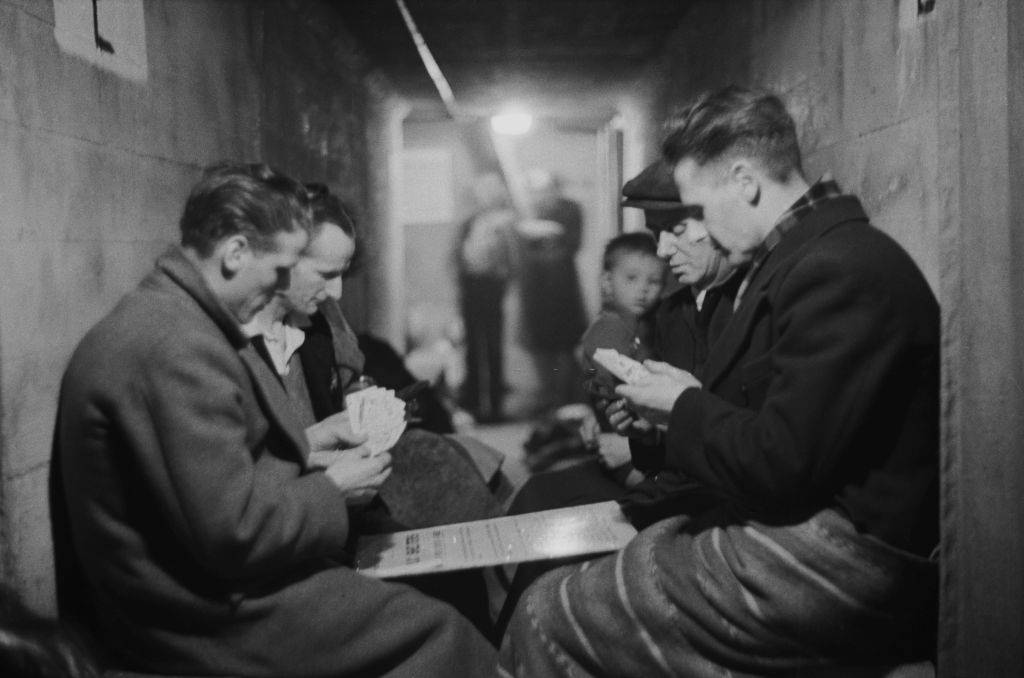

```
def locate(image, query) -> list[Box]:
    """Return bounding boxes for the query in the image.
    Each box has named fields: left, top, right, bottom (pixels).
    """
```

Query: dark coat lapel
left=321, top=299, right=364, bottom=378
left=702, top=196, right=869, bottom=390
left=238, top=346, right=311, bottom=463
left=155, top=247, right=249, bottom=350
left=665, top=285, right=699, bottom=346
left=298, top=300, right=365, bottom=421
left=298, top=312, right=342, bottom=422
left=653, top=283, right=698, bottom=366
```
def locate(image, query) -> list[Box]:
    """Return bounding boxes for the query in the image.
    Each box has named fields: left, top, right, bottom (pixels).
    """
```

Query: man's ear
left=728, top=160, right=761, bottom=206
left=219, top=234, right=251, bottom=278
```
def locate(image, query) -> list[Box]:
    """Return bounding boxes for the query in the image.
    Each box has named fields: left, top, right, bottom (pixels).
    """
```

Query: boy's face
left=601, top=251, right=665, bottom=316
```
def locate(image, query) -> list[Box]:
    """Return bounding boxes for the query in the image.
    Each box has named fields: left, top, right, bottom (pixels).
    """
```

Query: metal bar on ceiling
left=394, top=0, right=460, bottom=117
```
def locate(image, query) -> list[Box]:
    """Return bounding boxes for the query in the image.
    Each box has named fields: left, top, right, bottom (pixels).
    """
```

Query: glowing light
left=490, top=110, right=533, bottom=135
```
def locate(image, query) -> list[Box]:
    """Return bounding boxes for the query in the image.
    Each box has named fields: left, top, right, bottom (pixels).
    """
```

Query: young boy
left=577, top=232, right=665, bottom=475
left=579, top=231, right=665, bottom=391
left=494, top=231, right=666, bottom=638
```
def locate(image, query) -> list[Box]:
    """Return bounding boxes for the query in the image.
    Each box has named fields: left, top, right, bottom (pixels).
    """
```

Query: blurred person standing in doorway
left=516, top=168, right=588, bottom=415
left=453, top=171, right=518, bottom=423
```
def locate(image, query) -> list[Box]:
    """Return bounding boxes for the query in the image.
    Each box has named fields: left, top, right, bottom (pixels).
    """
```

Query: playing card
left=345, top=386, right=406, bottom=455
left=591, top=348, right=651, bottom=384
left=344, top=390, right=368, bottom=435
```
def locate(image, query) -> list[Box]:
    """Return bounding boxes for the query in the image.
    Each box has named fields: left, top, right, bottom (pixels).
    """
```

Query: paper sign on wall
left=53, top=0, right=148, bottom=82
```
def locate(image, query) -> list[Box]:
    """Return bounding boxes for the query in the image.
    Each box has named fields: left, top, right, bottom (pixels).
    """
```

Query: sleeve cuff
left=608, top=462, right=637, bottom=486
left=665, top=387, right=705, bottom=466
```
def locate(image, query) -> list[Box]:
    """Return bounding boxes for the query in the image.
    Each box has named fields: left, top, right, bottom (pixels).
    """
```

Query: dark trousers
left=495, top=461, right=626, bottom=641
left=460, top=276, right=506, bottom=422
left=529, top=348, right=583, bottom=415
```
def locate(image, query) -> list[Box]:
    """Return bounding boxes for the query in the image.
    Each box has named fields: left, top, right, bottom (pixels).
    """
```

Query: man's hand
left=319, top=447, right=392, bottom=505
left=604, top=398, right=656, bottom=440
left=615, top=360, right=701, bottom=426
left=578, top=411, right=601, bottom=451
left=595, top=433, right=632, bottom=469
left=305, top=410, right=367, bottom=453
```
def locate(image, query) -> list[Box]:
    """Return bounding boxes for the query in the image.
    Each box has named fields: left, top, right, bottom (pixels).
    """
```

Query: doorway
left=398, top=114, right=623, bottom=422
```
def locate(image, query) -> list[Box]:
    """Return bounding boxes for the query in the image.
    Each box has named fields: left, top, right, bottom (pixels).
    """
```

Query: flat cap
left=621, top=160, right=682, bottom=210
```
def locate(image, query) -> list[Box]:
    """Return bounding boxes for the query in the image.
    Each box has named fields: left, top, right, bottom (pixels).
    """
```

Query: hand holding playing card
left=591, top=348, right=652, bottom=385
left=305, top=410, right=367, bottom=453
left=587, top=351, right=659, bottom=439
left=615, top=360, right=701, bottom=426
left=345, top=386, right=408, bottom=456
left=595, top=433, right=632, bottom=469
left=605, top=398, right=657, bottom=440
left=322, top=448, right=393, bottom=505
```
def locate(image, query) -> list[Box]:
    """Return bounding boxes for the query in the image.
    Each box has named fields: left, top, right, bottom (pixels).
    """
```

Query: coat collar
left=155, top=246, right=249, bottom=350
left=655, top=283, right=698, bottom=344
left=319, top=298, right=365, bottom=374
left=702, top=195, right=869, bottom=390
left=743, top=195, right=867, bottom=301
left=155, top=246, right=310, bottom=462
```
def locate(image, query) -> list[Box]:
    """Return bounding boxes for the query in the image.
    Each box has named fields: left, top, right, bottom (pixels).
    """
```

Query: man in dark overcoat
left=499, top=87, right=938, bottom=676
left=493, top=159, right=740, bottom=638
left=54, top=162, right=496, bottom=677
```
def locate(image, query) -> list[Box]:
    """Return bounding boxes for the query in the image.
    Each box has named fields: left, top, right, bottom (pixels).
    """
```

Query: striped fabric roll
left=499, top=507, right=936, bottom=677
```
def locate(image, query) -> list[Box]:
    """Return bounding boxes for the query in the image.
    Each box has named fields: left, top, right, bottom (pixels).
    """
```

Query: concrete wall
left=651, top=1, right=1024, bottom=674
left=939, top=2, right=1024, bottom=675
left=0, top=0, right=394, bottom=613
left=654, top=0, right=941, bottom=290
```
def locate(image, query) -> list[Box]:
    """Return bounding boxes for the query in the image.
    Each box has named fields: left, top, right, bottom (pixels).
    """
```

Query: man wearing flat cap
left=494, top=159, right=741, bottom=638
left=605, top=158, right=743, bottom=523
left=621, top=159, right=739, bottom=394
left=511, top=158, right=742, bottom=509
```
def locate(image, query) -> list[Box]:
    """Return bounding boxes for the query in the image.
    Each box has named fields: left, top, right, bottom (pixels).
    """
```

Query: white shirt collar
left=241, top=313, right=307, bottom=376
left=693, top=287, right=708, bottom=312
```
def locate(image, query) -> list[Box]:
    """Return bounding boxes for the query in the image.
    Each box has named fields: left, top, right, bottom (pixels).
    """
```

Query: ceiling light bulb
left=491, top=111, right=533, bottom=135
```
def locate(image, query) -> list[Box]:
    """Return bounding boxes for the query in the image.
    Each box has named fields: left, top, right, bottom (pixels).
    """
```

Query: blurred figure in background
left=405, top=305, right=474, bottom=431
left=453, top=172, right=518, bottom=423
left=516, top=169, right=588, bottom=415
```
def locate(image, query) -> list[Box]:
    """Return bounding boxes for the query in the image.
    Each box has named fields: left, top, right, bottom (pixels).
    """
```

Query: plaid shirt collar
left=733, top=175, right=843, bottom=310
left=755, top=174, right=841, bottom=264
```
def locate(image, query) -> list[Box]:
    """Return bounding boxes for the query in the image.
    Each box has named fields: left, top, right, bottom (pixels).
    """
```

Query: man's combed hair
left=661, top=86, right=803, bottom=182
left=603, top=231, right=658, bottom=271
left=179, top=162, right=312, bottom=257
left=305, top=182, right=357, bottom=238
left=305, top=182, right=362, bottom=274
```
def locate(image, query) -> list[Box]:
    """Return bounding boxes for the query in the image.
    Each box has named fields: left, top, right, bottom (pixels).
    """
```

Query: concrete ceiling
left=327, top=0, right=693, bottom=120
